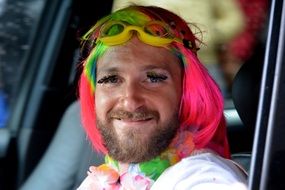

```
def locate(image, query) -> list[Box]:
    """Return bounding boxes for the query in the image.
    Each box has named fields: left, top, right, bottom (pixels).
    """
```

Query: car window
left=0, top=0, right=45, bottom=128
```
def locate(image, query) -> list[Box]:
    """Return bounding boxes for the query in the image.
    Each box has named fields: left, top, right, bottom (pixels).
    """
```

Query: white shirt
left=77, top=151, right=247, bottom=190
left=151, top=152, right=247, bottom=190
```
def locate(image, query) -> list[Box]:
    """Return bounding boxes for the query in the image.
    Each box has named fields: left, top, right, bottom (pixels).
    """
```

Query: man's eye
left=97, top=75, right=119, bottom=84
left=147, top=73, right=168, bottom=83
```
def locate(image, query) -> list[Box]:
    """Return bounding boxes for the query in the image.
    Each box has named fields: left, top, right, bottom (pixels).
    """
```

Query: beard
left=96, top=109, right=179, bottom=163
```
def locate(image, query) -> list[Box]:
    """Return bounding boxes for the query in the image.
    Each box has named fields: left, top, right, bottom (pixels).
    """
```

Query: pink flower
left=120, top=173, right=153, bottom=190
left=77, top=164, right=153, bottom=190
left=77, top=165, right=120, bottom=190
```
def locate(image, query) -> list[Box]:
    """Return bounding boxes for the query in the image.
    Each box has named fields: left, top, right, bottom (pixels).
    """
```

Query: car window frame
left=249, top=0, right=285, bottom=189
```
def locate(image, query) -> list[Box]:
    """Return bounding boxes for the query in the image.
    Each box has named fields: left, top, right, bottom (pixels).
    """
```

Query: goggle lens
left=101, top=23, right=125, bottom=37
left=144, top=22, right=172, bottom=38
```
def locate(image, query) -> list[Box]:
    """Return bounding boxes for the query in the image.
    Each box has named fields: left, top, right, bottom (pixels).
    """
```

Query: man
left=78, top=5, right=247, bottom=190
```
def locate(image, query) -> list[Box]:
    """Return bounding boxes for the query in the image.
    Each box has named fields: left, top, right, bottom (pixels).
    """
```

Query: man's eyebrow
left=97, top=66, right=119, bottom=74
left=142, top=64, right=171, bottom=72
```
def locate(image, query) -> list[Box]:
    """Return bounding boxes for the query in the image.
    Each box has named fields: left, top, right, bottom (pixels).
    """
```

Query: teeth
left=114, top=117, right=152, bottom=121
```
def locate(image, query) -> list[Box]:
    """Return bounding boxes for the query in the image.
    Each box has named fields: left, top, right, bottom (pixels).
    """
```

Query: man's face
left=95, top=37, right=182, bottom=163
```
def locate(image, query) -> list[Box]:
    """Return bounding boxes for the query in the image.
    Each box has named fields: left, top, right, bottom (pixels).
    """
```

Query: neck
left=117, top=162, right=129, bottom=175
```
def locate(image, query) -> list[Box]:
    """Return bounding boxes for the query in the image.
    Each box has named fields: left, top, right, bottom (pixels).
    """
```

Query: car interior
left=1, top=0, right=280, bottom=190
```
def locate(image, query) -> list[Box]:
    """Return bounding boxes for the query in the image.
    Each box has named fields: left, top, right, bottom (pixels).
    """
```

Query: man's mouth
left=112, top=116, right=153, bottom=122
left=112, top=117, right=153, bottom=123
left=109, top=109, right=158, bottom=123
left=107, top=109, right=159, bottom=130
left=111, top=115, right=156, bottom=130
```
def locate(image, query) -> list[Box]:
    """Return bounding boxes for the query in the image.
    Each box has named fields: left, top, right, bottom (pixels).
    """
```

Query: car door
left=249, top=0, right=285, bottom=189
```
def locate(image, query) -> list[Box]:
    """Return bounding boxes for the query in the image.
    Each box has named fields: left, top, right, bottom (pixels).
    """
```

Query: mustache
left=108, top=109, right=159, bottom=121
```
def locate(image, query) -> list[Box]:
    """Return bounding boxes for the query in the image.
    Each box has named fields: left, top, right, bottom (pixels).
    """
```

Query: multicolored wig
left=79, top=5, right=230, bottom=158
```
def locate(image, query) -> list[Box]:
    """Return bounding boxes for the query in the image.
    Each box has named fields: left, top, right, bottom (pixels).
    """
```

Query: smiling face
left=95, top=37, right=182, bottom=163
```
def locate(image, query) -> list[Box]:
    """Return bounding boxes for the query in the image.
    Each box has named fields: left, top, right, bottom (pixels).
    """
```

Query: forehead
left=97, top=37, right=181, bottom=72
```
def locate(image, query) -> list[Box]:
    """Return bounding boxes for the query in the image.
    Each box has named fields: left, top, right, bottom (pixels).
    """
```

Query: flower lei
left=77, top=130, right=195, bottom=190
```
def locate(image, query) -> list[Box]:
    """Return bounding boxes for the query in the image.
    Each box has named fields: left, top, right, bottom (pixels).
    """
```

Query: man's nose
left=120, top=81, right=145, bottom=112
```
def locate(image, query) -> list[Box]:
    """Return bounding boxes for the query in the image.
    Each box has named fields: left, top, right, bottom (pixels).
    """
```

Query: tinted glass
left=0, top=0, right=45, bottom=128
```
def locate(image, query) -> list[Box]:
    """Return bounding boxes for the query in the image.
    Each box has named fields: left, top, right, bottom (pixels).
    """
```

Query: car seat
left=230, top=40, right=264, bottom=174
left=19, top=101, right=104, bottom=190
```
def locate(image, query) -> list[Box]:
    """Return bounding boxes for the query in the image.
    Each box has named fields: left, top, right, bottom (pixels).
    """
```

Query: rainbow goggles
left=94, top=20, right=183, bottom=47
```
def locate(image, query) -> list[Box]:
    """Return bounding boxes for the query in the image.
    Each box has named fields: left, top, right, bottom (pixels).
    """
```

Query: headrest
left=231, top=45, right=264, bottom=129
